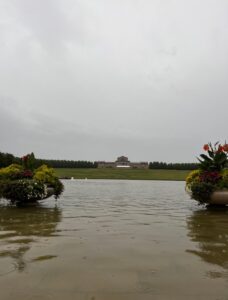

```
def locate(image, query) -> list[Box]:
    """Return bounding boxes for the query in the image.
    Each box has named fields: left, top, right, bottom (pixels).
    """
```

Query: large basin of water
left=0, top=180, right=228, bottom=299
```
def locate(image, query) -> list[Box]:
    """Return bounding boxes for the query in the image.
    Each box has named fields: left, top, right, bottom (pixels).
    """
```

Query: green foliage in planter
left=34, top=165, right=64, bottom=199
left=0, top=164, right=23, bottom=180
left=186, top=170, right=202, bottom=190
left=217, top=169, right=228, bottom=190
left=34, top=165, right=56, bottom=184
left=0, top=156, right=64, bottom=203
left=52, top=179, right=64, bottom=199
left=190, top=182, right=216, bottom=203
left=198, top=142, right=228, bottom=171
left=186, top=142, right=228, bottom=204
left=0, top=179, right=46, bottom=203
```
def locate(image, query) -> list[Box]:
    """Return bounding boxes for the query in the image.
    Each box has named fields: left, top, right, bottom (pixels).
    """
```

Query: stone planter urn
left=209, top=190, right=228, bottom=205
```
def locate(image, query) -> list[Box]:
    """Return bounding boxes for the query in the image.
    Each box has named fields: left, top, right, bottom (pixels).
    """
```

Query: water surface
left=0, top=180, right=228, bottom=300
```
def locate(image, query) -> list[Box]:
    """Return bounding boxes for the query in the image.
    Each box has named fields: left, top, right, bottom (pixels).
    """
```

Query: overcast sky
left=0, top=0, right=227, bottom=162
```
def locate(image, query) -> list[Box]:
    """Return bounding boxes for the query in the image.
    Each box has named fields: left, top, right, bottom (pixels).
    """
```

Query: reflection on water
left=0, top=204, right=61, bottom=272
left=187, top=208, right=228, bottom=273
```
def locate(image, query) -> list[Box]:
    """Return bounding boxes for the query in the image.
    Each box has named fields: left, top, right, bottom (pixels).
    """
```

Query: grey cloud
left=0, top=99, right=209, bottom=162
left=0, top=0, right=227, bottom=162
left=9, top=0, right=83, bottom=53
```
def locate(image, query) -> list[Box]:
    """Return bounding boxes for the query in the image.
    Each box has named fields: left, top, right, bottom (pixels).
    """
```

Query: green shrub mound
left=186, top=143, right=228, bottom=204
left=0, top=154, right=64, bottom=203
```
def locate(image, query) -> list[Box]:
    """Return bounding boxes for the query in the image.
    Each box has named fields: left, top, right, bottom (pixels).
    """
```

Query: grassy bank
left=55, top=168, right=190, bottom=181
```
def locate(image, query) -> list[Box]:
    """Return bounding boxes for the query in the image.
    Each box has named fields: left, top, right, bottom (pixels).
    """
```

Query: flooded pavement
left=0, top=180, right=228, bottom=300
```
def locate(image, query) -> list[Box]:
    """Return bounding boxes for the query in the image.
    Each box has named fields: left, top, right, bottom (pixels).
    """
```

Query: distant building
left=96, top=156, right=148, bottom=169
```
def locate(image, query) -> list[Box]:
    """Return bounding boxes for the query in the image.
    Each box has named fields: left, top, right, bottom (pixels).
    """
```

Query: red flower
left=203, top=144, right=209, bottom=151
left=200, top=171, right=221, bottom=184
left=21, top=154, right=29, bottom=161
left=223, top=144, right=228, bottom=152
left=217, top=145, right=224, bottom=153
left=21, top=170, right=33, bottom=178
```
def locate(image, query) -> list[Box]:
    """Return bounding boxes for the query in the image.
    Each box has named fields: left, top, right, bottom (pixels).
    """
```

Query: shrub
left=34, top=165, right=64, bottom=199
left=0, top=164, right=23, bottom=180
left=190, top=182, right=216, bottom=203
left=34, top=165, right=56, bottom=184
left=0, top=180, right=47, bottom=203
left=51, top=179, right=64, bottom=199
left=0, top=155, right=64, bottom=203
left=186, top=142, right=228, bottom=204
left=217, top=169, right=228, bottom=190
left=186, top=170, right=202, bottom=189
left=199, top=171, right=221, bottom=184
left=198, top=142, right=228, bottom=171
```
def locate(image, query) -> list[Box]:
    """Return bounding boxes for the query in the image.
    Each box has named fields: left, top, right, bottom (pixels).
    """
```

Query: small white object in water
left=71, top=177, right=74, bottom=180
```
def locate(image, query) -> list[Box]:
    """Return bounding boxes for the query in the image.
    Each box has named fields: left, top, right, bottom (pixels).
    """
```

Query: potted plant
left=0, top=153, right=64, bottom=204
left=186, top=142, right=228, bottom=205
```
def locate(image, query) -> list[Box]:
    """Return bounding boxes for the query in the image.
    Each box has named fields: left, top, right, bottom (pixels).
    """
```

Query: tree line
left=149, top=161, right=198, bottom=170
left=34, top=159, right=98, bottom=168
left=0, top=152, right=97, bottom=168
left=0, top=151, right=198, bottom=170
left=0, top=152, right=18, bottom=167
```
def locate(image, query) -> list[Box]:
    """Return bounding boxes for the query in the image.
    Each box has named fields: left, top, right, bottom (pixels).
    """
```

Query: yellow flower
left=186, top=170, right=202, bottom=188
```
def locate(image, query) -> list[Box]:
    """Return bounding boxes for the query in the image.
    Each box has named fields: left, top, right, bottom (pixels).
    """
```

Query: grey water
left=0, top=180, right=228, bottom=300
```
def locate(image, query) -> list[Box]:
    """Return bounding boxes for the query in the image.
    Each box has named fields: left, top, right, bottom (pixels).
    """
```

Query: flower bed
left=0, top=154, right=64, bottom=204
left=186, top=143, right=228, bottom=205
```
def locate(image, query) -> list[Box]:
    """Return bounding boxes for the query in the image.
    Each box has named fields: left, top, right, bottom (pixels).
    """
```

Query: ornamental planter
left=0, top=158, right=64, bottom=205
left=187, top=188, right=228, bottom=206
left=0, top=180, right=58, bottom=204
left=24, top=187, right=56, bottom=203
left=185, top=142, right=228, bottom=207
left=209, top=190, right=228, bottom=205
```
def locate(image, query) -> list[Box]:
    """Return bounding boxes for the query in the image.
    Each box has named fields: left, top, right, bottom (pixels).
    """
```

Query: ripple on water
left=0, top=180, right=228, bottom=299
